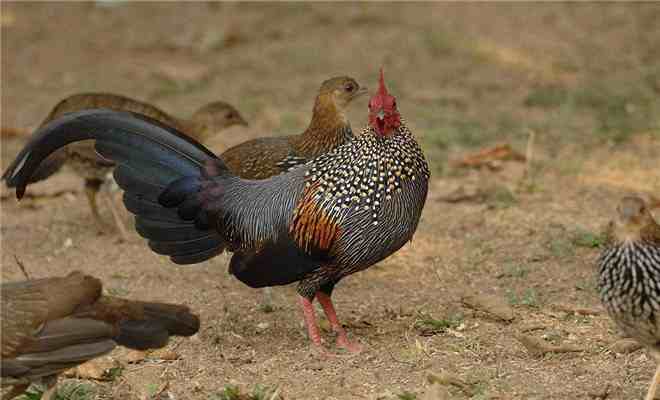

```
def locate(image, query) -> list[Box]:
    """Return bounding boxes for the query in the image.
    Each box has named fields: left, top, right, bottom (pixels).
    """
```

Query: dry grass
left=2, top=3, right=660, bottom=400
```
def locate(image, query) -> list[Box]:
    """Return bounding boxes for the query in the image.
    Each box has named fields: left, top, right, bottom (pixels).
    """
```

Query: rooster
left=3, top=69, right=429, bottom=354
left=220, top=75, right=365, bottom=309
left=1, top=271, right=200, bottom=399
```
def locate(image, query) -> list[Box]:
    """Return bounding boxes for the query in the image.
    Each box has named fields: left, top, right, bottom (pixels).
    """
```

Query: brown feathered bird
left=3, top=69, right=429, bottom=355
left=221, top=76, right=366, bottom=179
left=1, top=271, right=200, bottom=400
left=221, top=76, right=365, bottom=308
left=598, top=196, right=660, bottom=400
left=6, top=92, right=246, bottom=239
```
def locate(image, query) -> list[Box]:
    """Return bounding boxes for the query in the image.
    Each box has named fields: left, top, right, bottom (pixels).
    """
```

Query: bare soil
left=1, top=3, right=659, bottom=400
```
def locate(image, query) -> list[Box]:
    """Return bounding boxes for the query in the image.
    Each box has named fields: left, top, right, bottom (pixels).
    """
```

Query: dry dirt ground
left=1, top=3, right=659, bottom=400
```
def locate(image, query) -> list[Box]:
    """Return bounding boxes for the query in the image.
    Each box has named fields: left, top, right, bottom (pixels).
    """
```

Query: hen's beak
left=355, top=87, right=369, bottom=98
left=236, top=115, right=248, bottom=127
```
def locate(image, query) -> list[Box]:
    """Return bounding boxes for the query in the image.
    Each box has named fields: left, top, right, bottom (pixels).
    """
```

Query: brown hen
left=1, top=271, right=200, bottom=400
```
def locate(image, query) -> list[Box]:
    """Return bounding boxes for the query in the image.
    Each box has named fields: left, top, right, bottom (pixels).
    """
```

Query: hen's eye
left=226, top=112, right=235, bottom=119
left=344, top=83, right=355, bottom=92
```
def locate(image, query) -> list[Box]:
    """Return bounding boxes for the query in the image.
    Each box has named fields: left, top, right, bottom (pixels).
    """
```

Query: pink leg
left=316, top=292, right=362, bottom=353
left=298, top=295, right=325, bottom=349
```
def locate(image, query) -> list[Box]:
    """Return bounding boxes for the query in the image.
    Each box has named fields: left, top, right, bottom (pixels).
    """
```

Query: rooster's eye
left=344, top=83, right=355, bottom=92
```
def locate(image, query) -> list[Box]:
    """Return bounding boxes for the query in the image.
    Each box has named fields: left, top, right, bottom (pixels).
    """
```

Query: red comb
left=378, top=67, right=388, bottom=97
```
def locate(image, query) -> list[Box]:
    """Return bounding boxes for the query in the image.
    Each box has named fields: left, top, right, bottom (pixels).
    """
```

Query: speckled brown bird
left=1, top=271, right=200, bottom=400
left=220, top=76, right=366, bottom=179
left=3, top=69, right=429, bottom=354
left=8, top=92, right=247, bottom=238
left=598, top=196, right=660, bottom=400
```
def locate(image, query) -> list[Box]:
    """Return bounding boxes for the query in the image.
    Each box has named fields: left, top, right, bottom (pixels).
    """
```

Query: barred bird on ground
left=4, top=92, right=246, bottom=239
left=220, top=75, right=366, bottom=309
left=1, top=271, right=200, bottom=400
left=598, top=196, right=660, bottom=400
left=2, top=69, right=429, bottom=354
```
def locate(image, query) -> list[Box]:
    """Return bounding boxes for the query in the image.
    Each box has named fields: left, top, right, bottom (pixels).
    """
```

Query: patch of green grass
left=507, top=288, right=539, bottom=308
left=106, top=286, right=129, bottom=297
left=524, top=86, right=570, bottom=108
left=145, top=383, right=160, bottom=398
left=487, top=186, right=518, bottom=209
left=548, top=237, right=575, bottom=258
left=499, top=262, right=529, bottom=279
left=571, top=229, right=607, bottom=248
left=423, top=30, right=455, bottom=58
left=573, top=74, right=660, bottom=143
left=449, top=120, right=489, bottom=148
left=55, top=382, right=96, bottom=400
left=414, top=312, right=464, bottom=336
left=250, top=384, right=279, bottom=400
left=524, top=68, right=660, bottom=145
left=471, top=382, right=489, bottom=400
left=105, top=366, right=124, bottom=382
left=396, top=391, right=418, bottom=400
left=17, top=387, right=43, bottom=400
left=555, top=157, right=584, bottom=177
left=212, top=384, right=281, bottom=400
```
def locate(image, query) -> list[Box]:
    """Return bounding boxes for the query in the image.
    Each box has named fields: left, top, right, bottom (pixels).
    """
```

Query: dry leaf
left=462, top=293, right=515, bottom=322
left=67, top=357, right=119, bottom=381
left=427, top=372, right=475, bottom=397
left=420, top=383, right=452, bottom=400
left=0, top=126, right=28, bottom=138
left=452, top=144, right=526, bottom=169
left=125, top=350, right=147, bottom=364
left=150, top=349, right=180, bottom=361
left=609, top=338, right=642, bottom=354
left=516, top=333, right=582, bottom=357
left=437, top=186, right=487, bottom=204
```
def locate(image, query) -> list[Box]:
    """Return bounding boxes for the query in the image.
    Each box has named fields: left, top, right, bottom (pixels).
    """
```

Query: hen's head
left=611, top=196, right=659, bottom=242
left=191, top=101, right=248, bottom=129
left=319, top=76, right=367, bottom=110
left=368, top=68, right=401, bottom=137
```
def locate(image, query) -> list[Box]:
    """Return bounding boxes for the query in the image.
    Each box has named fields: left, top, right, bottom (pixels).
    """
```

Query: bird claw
left=309, top=344, right=336, bottom=359
left=336, top=337, right=363, bottom=354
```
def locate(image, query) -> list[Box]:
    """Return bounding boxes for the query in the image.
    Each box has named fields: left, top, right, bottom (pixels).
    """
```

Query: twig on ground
left=13, top=255, right=31, bottom=280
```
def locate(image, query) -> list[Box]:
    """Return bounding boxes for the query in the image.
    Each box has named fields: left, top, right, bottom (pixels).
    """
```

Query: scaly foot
left=336, top=335, right=362, bottom=354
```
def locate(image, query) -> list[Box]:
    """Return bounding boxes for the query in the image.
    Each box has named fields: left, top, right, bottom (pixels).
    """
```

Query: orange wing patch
left=290, top=182, right=341, bottom=257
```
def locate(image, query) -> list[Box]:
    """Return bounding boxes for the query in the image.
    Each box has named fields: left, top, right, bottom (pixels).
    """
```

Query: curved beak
left=376, top=109, right=385, bottom=121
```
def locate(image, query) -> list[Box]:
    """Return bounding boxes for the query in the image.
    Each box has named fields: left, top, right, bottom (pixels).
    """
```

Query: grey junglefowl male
left=598, top=196, right=660, bottom=400
left=5, top=92, right=246, bottom=239
left=221, top=75, right=366, bottom=309
left=1, top=271, right=200, bottom=400
left=2, top=69, right=429, bottom=355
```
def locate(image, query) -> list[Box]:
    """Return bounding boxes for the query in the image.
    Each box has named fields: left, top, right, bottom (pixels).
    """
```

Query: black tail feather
left=148, top=234, right=224, bottom=256
left=171, top=246, right=225, bottom=265
left=115, top=301, right=200, bottom=350
left=2, top=109, right=228, bottom=265
left=115, top=320, right=170, bottom=350
left=20, top=150, right=68, bottom=186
